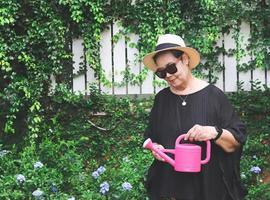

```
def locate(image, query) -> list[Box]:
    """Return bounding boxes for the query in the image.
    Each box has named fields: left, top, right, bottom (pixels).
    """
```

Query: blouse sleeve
left=217, top=91, right=247, bottom=144
left=144, top=95, right=159, bottom=142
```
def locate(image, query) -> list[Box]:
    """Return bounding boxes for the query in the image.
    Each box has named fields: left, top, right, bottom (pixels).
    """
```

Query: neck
left=170, top=75, right=196, bottom=95
left=170, top=76, right=208, bottom=95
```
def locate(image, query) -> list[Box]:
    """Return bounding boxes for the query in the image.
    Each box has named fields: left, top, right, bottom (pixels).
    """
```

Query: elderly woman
left=143, top=34, right=247, bottom=200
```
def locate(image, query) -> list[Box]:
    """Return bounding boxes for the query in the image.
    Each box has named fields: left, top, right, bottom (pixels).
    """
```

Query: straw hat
left=143, top=34, right=200, bottom=71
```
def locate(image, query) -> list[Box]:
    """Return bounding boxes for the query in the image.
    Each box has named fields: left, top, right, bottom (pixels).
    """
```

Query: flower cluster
left=91, top=165, right=133, bottom=195
left=50, top=184, right=58, bottom=193
left=252, top=155, right=257, bottom=159
left=122, top=182, right=132, bottom=191
left=34, top=161, right=44, bottom=169
left=100, top=181, right=110, bottom=194
left=250, top=166, right=261, bottom=174
left=240, top=173, right=246, bottom=179
left=32, top=188, right=44, bottom=199
left=16, top=161, right=44, bottom=184
left=0, top=150, right=9, bottom=158
left=14, top=160, right=77, bottom=199
left=16, top=174, right=26, bottom=184
left=92, top=166, right=106, bottom=179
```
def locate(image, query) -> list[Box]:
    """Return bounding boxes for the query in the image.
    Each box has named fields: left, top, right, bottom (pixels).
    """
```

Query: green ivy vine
left=1, top=0, right=270, bottom=136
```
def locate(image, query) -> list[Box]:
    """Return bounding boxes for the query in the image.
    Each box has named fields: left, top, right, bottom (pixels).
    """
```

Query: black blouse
left=144, top=85, right=247, bottom=200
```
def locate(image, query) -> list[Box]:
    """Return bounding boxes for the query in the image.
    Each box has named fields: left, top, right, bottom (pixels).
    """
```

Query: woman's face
left=155, top=52, right=190, bottom=89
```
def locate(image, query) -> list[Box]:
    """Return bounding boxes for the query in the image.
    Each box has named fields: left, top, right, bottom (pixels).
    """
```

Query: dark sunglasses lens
left=155, top=70, right=166, bottom=79
left=166, top=63, right=177, bottom=74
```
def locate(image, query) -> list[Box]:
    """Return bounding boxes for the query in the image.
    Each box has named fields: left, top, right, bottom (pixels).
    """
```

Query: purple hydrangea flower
left=92, top=171, right=99, bottom=179
left=34, top=161, right=44, bottom=169
left=50, top=184, right=58, bottom=193
left=97, top=166, right=106, bottom=174
left=250, top=166, right=261, bottom=174
left=32, top=188, right=44, bottom=198
left=122, top=182, right=132, bottom=191
left=100, top=181, right=109, bottom=194
left=92, top=166, right=106, bottom=179
left=16, top=174, right=26, bottom=183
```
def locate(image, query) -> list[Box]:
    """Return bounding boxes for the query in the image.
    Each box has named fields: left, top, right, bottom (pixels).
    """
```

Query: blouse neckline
left=168, top=84, right=211, bottom=97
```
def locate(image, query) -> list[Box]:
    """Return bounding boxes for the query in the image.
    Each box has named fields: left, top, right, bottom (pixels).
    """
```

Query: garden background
left=0, top=0, right=270, bottom=199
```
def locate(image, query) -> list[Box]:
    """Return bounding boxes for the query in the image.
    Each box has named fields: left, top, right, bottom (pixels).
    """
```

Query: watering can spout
left=143, top=138, right=175, bottom=167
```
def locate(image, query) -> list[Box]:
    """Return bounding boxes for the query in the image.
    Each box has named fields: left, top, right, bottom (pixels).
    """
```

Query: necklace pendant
left=182, top=101, right=187, bottom=106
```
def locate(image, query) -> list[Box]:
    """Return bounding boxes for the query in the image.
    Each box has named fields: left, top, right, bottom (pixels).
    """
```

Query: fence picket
left=113, top=21, right=127, bottom=94
left=267, top=70, right=270, bottom=87
left=72, top=39, right=86, bottom=94
left=100, top=25, right=113, bottom=94
left=127, top=33, right=141, bottom=94
left=141, top=69, right=154, bottom=94
left=224, top=30, right=238, bottom=92
left=238, top=22, right=252, bottom=91
left=215, top=34, right=224, bottom=91
left=253, top=69, right=265, bottom=88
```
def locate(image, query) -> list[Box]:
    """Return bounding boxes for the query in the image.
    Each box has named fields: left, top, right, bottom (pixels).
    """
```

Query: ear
left=181, top=53, right=190, bottom=66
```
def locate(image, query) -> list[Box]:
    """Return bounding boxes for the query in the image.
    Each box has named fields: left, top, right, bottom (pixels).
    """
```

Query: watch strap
left=213, top=126, right=223, bottom=141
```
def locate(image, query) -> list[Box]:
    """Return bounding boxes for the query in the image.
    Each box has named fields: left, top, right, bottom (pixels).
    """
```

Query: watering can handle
left=201, top=140, right=211, bottom=164
left=175, top=134, right=211, bottom=165
left=175, top=134, right=187, bottom=145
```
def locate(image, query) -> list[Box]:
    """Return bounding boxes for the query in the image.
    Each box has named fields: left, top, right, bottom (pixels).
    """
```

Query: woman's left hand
left=185, top=124, right=216, bottom=142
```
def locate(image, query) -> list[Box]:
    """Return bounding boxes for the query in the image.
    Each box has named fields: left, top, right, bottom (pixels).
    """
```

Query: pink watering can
left=143, top=134, right=211, bottom=172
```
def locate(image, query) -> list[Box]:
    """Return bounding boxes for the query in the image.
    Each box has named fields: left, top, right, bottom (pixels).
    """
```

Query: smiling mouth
left=167, top=78, right=175, bottom=82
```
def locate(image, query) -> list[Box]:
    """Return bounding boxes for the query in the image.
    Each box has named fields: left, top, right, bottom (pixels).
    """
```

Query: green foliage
left=0, top=84, right=270, bottom=199
left=1, top=0, right=270, bottom=136
left=108, top=0, right=270, bottom=83
left=228, top=82, right=270, bottom=199
left=0, top=85, right=154, bottom=199
left=0, top=1, right=270, bottom=199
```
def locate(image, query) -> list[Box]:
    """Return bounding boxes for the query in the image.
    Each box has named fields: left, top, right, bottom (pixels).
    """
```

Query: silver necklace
left=179, top=95, right=188, bottom=106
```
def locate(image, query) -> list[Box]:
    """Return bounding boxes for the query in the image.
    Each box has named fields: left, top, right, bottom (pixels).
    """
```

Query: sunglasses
left=155, top=63, right=178, bottom=79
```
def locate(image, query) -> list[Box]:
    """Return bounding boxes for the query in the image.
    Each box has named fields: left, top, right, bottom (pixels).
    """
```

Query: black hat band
left=155, top=43, right=182, bottom=51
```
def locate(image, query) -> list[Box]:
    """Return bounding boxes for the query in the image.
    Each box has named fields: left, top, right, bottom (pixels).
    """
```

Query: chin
left=169, top=83, right=179, bottom=89
left=169, top=79, right=179, bottom=86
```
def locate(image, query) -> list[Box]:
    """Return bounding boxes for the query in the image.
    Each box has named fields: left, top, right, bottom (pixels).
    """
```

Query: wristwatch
left=213, top=126, right=223, bottom=141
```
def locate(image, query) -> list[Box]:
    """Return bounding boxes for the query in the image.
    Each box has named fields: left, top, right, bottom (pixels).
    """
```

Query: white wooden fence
left=72, top=22, right=270, bottom=95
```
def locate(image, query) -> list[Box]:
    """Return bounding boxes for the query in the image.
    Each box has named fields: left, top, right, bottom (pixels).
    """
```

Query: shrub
left=0, top=84, right=269, bottom=199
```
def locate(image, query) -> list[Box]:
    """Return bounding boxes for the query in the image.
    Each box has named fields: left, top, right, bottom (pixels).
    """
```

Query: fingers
left=152, top=143, right=165, bottom=161
left=185, top=125, right=214, bottom=141
left=194, top=130, right=202, bottom=141
left=185, top=124, right=200, bottom=141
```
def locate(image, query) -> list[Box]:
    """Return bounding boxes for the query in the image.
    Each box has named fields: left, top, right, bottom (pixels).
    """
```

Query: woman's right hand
left=152, top=143, right=165, bottom=161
